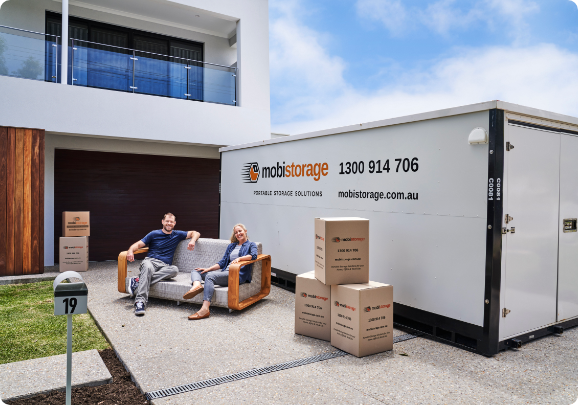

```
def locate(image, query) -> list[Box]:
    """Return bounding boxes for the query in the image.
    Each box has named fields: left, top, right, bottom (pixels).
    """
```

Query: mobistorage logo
left=242, top=161, right=329, bottom=183
left=242, top=163, right=260, bottom=183
left=364, top=304, right=391, bottom=312
left=302, top=292, right=329, bottom=301
left=334, top=301, right=356, bottom=311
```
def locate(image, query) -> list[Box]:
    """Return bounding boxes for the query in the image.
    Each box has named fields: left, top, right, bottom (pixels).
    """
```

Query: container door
left=558, top=134, right=578, bottom=321
left=501, top=125, right=560, bottom=338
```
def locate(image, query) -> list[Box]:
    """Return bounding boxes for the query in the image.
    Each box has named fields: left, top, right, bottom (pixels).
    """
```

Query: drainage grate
left=145, top=333, right=421, bottom=400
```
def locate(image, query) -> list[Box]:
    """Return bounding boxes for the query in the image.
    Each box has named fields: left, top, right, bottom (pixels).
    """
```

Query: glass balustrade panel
left=0, top=26, right=59, bottom=82
left=203, top=64, right=236, bottom=106
left=67, top=37, right=236, bottom=105
left=133, top=51, right=188, bottom=99
left=70, top=40, right=132, bottom=91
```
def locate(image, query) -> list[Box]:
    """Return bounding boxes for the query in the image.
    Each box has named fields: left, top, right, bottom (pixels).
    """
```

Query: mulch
left=6, top=349, right=148, bottom=405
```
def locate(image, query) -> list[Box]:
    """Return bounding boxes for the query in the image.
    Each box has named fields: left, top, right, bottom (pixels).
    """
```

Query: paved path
left=79, top=262, right=578, bottom=405
left=0, top=349, right=112, bottom=402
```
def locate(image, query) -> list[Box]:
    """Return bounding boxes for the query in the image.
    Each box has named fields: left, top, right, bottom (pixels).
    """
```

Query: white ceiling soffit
left=51, top=0, right=237, bottom=38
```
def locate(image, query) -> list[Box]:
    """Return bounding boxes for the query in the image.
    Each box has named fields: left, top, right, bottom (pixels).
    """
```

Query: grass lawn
left=0, top=281, right=110, bottom=365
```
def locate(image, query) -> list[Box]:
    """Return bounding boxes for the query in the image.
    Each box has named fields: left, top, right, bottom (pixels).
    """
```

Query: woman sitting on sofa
left=183, top=223, right=258, bottom=320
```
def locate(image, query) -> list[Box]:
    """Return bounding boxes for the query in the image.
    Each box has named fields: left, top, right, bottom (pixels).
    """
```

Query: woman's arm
left=194, top=263, right=220, bottom=274
left=230, top=255, right=253, bottom=265
left=230, top=242, right=258, bottom=266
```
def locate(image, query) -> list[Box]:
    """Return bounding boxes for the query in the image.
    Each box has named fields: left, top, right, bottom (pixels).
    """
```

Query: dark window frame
left=45, top=11, right=204, bottom=62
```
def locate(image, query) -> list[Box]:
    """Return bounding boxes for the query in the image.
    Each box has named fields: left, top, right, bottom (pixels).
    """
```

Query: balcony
left=0, top=24, right=237, bottom=106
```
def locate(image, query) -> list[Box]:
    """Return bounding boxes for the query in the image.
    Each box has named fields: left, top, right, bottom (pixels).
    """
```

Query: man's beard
left=163, top=225, right=173, bottom=232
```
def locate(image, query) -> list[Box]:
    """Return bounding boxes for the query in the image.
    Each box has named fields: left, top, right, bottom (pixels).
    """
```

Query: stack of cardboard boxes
left=59, top=211, right=90, bottom=272
left=295, top=217, right=393, bottom=357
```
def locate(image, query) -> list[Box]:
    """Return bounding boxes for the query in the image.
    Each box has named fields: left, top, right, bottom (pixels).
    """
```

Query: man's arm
left=187, top=231, right=200, bottom=251
left=127, top=240, right=146, bottom=262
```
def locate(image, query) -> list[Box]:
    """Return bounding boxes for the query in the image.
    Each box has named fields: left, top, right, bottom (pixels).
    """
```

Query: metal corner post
left=481, top=108, right=505, bottom=356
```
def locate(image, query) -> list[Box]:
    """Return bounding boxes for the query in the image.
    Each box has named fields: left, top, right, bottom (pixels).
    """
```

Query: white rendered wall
left=0, top=75, right=270, bottom=146
left=43, top=133, right=219, bottom=265
left=0, top=0, right=271, bottom=144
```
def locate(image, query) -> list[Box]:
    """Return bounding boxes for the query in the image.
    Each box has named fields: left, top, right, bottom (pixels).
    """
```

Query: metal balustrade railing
left=0, top=24, right=237, bottom=106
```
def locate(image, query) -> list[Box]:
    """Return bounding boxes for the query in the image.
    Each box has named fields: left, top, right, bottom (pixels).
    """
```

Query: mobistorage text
left=261, top=162, right=329, bottom=181
left=338, top=190, right=419, bottom=201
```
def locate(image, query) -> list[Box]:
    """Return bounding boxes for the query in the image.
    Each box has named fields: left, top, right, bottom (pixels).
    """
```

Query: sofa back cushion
left=172, top=238, right=262, bottom=273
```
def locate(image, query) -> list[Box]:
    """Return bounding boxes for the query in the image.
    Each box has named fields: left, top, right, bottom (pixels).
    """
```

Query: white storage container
left=219, top=100, right=578, bottom=356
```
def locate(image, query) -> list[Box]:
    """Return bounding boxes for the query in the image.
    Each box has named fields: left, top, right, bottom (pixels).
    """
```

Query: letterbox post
left=53, top=271, right=88, bottom=405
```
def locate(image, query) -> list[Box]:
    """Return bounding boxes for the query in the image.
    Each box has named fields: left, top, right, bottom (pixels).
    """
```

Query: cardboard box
left=59, top=236, right=89, bottom=272
left=62, top=211, right=90, bottom=237
left=315, top=217, right=369, bottom=285
left=331, top=282, right=393, bottom=357
left=295, top=271, right=332, bottom=341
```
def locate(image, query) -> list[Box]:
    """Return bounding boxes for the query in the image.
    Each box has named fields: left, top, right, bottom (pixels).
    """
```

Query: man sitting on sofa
left=126, top=212, right=200, bottom=316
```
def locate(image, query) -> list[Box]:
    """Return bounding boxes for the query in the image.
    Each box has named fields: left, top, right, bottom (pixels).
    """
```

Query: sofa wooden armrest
left=228, top=254, right=271, bottom=310
left=118, top=247, right=149, bottom=293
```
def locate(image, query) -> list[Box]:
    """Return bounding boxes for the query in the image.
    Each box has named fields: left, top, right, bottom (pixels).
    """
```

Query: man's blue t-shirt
left=141, top=230, right=188, bottom=265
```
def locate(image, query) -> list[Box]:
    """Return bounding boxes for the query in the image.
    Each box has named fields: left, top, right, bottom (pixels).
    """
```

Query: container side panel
left=220, top=111, right=491, bottom=326
left=558, top=134, right=578, bottom=321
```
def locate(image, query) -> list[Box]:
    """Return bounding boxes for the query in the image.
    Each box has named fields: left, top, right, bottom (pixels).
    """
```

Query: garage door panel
left=55, top=149, right=220, bottom=262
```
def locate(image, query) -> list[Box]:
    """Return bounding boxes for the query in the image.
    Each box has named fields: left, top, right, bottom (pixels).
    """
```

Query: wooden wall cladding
left=54, top=149, right=220, bottom=262
left=0, top=127, right=45, bottom=276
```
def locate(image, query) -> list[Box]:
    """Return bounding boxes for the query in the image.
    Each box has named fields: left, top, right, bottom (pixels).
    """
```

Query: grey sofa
left=118, top=238, right=271, bottom=310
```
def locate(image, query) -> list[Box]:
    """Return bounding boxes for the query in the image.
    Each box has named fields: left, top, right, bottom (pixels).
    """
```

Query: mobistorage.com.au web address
left=338, top=190, right=419, bottom=201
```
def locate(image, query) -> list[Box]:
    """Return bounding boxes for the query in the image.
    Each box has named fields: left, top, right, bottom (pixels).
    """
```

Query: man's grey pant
left=190, top=270, right=229, bottom=302
left=135, top=257, right=178, bottom=304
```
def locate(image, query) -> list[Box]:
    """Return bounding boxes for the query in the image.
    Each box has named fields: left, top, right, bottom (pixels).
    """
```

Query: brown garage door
left=54, top=149, right=220, bottom=262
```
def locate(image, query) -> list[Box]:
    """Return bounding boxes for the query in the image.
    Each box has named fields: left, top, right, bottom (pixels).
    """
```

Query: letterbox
left=53, top=271, right=88, bottom=316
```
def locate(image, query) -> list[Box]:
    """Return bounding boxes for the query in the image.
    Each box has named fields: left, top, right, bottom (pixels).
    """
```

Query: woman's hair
left=230, top=223, right=248, bottom=243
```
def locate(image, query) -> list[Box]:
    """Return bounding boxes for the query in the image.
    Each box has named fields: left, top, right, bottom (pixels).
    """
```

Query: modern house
left=0, top=0, right=270, bottom=266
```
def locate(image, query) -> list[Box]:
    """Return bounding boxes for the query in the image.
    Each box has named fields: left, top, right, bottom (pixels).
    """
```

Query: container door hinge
left=502, top=308, right=511, bottom=317
left=506, top=142, right=514, bottom=151
left=505, top=214, right=513, bottom=224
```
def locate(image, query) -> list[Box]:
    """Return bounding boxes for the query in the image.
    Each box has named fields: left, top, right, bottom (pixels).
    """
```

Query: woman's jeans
left=190, top=269, right=229, bottom=302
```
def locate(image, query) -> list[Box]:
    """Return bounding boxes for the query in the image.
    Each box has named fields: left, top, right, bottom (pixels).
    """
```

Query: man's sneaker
left=127, top=277, right=139, bottom=298
left=134, top=302, right=145, bottom=316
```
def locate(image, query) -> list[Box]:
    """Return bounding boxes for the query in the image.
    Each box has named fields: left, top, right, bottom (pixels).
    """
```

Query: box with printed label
left=315, top=217, right=369, bottom=285
left=295, top=271, right=332, bottom=341
left=59, top=236, right=89, bottom=272
left=62, top=211, right=90, bottom=237
left=331, top=281, right=393, bottom=357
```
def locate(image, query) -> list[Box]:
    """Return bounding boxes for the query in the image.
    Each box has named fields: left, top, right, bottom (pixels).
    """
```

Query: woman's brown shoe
left=183, top=285, right=204, bottom=300
left=188, top=311, right=210, bottom=320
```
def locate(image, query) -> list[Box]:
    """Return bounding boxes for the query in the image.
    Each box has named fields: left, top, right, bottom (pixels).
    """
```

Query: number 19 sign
left=54, top=272, right=88, bottom=315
